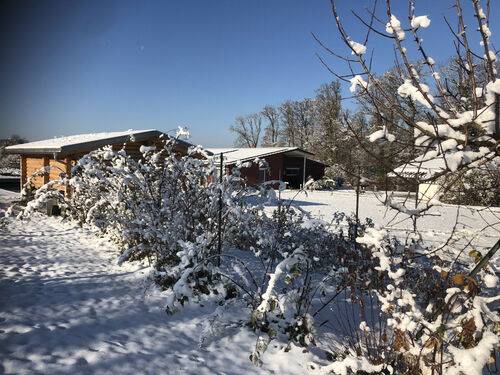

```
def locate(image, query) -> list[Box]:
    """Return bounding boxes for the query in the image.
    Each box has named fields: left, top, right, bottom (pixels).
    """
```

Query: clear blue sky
left=1, top=0, right=498, bottom=147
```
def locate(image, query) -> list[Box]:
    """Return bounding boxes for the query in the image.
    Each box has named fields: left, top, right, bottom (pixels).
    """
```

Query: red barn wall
left=228, top=153, right=326, bottom=188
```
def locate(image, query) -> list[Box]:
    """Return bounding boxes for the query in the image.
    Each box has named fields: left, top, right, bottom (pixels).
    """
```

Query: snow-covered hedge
left=15, top=133, right=500, bottom=374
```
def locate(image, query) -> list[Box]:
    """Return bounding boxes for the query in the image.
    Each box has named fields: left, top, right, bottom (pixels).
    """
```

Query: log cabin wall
left=24, top=156, right=46, bottom=189
left=20, top=136, right=188, bottom=195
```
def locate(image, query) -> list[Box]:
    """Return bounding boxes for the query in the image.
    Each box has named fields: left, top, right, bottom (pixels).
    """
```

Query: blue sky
left=1, top=0, right=498, bottom=146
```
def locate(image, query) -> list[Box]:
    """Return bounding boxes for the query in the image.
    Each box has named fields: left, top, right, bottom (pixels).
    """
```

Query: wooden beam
left=43, top=156, right=50, bottom=185
left=65, top=157, right=72, bottom=197
left=20, top=155, right=27, bottom=191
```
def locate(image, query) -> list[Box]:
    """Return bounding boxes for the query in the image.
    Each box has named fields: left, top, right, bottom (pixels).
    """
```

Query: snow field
left=275, top=189, right=500, bottom=250
left=0, top=190, right=319, bottom=374
left=1, top=188, right=499, bottom=374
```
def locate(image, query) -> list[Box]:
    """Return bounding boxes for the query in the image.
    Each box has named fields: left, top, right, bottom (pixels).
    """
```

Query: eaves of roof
left=5, top=130, right=192, bottom=155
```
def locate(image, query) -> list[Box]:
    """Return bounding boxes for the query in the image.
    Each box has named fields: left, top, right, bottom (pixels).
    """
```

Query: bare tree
left=314, top=0, right=499, bottom=198
left=278, top=100, right=299, bottom=147
left=293, top=98, right=316, bottom=149
left=0, top=134, right=27, bottom=169
left=261, top=105, right=281, bottom=146
left=278, top=99, right=315, bottom=148
left=313, top=81, right=344, bottom=163
left=229, top=114, right=262, bottom=147
left=312, top=0, right=500, bottom=373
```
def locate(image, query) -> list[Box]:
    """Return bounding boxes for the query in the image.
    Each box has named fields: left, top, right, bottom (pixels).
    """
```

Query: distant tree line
left=0, top=135, right=27, bottom=170
left=229, top=75, right=419, bottom=185
left=230, top=56, right=499, bottom=189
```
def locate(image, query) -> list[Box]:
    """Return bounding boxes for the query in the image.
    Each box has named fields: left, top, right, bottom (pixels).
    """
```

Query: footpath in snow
left=0, top=189, right=316, bottom=375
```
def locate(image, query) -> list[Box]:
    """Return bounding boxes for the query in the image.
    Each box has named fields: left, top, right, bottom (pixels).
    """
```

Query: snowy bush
left=70, top=142, right=222, bottom=269
left=312, top=0, right=500, bottom=372
left=0, top=135, right=26, bottom=171
left=440, top=167, right=500, bottom=207
left=307, top=177, right=338, bottom=191
left=19, top=135, right=253, bottom=304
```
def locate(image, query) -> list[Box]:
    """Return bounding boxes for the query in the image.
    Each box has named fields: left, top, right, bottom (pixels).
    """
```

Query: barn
left=207, top=147, right=328, bottom=188
left=5, top=129, right=192, bottom=195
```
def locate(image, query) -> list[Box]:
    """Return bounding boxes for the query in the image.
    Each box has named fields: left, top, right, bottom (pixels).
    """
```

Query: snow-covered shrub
left=71, top=140, right=259, bottom=303
left=18, top=165, right=68, bottom=213
left=70, top=141, right=223, bottom=270
left=307, top=177, right=337, bottom=191
left=440, top=167, right=500, bottom=207
left=314, top=0, right=500, bottom=372
left=325, top=164, right=347, bottom=187
left=0, top=135, right=26, bottom=170
left=320, top=227, right=500, bottom=375
left=19, top=135, right=253, bottom=305
left=222, top=202, right=379, bottom=363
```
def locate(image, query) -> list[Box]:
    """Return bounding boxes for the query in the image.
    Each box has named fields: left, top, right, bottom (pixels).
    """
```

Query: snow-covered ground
left=0, top=189, right=318, bottom=375
left=0, top=188, right=499, bottom=374
left=275, top=189, right=500, bottom=251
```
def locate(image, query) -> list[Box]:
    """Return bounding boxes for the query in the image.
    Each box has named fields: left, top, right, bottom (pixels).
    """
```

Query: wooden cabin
left=5, top=129, right=192, bottom=195
left=206, top=147, right=328, bottom=188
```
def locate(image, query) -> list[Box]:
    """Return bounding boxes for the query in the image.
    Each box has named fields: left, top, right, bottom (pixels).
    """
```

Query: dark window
left=259, top=168, right=266, bottom=183
left=284, top=168, right=299, bottom=177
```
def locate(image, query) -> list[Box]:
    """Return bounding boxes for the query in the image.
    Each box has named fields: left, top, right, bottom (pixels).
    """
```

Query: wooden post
left=65, top=157, right=73, bottom=197
left=413, top=183, right=419, bottom=233
left=20, top=155, right=27, bottom=191
left=43, top=156, right=50, bottom=185
left=354, top=166, right=360, bottom=242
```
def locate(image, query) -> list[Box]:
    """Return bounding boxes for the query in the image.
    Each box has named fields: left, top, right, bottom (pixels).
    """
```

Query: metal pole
left=217, top=153, right=223, bottom=266
left=413, top=182, right=419, bottom=233
left=495, top=94, right=500, bottom=140
left=302, top=155, right=306, bottom=188
left=354, top=166, right=360, bottom=241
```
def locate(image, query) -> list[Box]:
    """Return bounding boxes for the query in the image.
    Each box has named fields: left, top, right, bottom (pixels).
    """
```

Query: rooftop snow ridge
left=5, top=129, right=191, bottom=155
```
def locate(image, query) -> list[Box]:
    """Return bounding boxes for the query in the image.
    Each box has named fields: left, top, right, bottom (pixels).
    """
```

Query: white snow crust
left=411, top=15, right=431, bottom=29
left=349, top=40, right=367, bottom=55
left=5, top=130, right=157, bottom=152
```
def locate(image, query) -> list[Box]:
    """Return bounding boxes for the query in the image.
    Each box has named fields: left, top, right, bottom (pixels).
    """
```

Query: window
left=259, top=168, right=266, bottom=184
left=284, top=168, right=299, bottom=177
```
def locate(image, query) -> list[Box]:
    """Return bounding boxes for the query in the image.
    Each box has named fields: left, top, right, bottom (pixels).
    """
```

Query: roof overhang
left=5, top=130, right=193, bottom=155
left=209, top=147, right=316, bottom=165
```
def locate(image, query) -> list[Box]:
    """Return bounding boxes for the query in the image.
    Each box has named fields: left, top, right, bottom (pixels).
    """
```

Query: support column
left=302, top=156, right=306, bottom=187
left=65, top=157, right=73, bottom=197
left=20, top=155, right=27, bottom=191
left=43, top=156, right=50, bottom=185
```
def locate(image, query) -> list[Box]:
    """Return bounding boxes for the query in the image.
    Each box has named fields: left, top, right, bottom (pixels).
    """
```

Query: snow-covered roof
left=391, top=154, right=447, bottom=178
left=5, top=129, right=192, bottom=155
left=206, top=147, right=315, bottom=165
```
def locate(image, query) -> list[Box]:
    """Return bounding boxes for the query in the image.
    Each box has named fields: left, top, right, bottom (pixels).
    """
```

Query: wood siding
left=19, top=136, right=188, bottom=196
left=25, top=156, right=46, bottom=189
